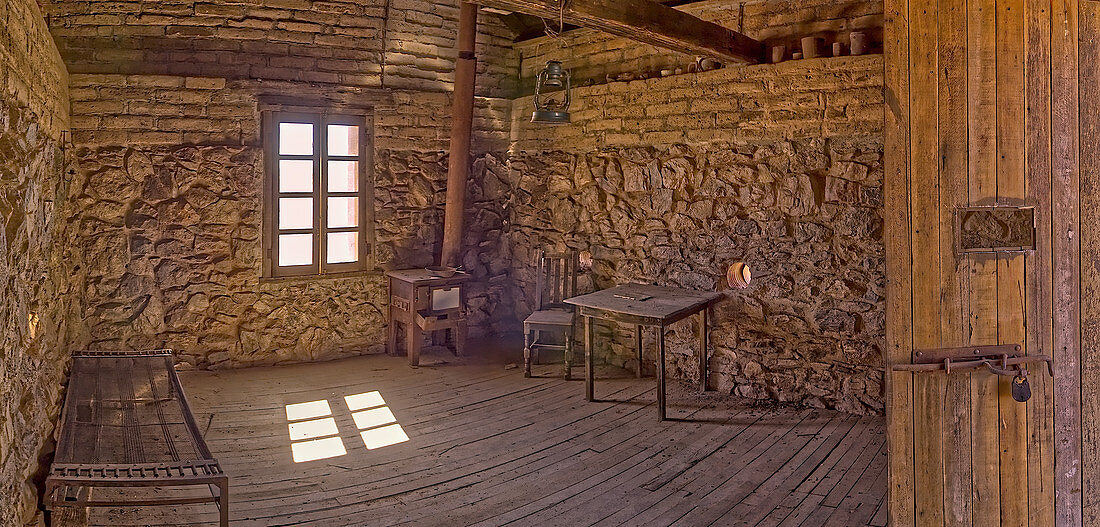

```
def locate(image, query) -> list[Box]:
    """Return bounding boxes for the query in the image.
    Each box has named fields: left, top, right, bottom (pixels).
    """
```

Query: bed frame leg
left=218, top=480, right=230, bottom=527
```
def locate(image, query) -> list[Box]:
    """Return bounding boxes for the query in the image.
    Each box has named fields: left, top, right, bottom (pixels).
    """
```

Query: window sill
left=260, top=268, right=384, bottom=284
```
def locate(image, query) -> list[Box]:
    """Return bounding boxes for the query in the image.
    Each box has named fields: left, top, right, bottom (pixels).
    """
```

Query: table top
left=386, top=268, right=471, bottom=285
left=565, top=283, right=722, bottom=323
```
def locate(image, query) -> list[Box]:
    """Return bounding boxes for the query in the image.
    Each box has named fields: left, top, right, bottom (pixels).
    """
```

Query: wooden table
left=565, top=283, right=723, bottom=420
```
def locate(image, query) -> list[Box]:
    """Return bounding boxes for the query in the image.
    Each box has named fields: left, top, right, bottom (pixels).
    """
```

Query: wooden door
left=884, top=0, right=1082, bottom=525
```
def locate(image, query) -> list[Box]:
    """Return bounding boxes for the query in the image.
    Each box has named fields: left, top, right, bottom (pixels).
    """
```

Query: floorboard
left=85, top=344, right=886, bottom=527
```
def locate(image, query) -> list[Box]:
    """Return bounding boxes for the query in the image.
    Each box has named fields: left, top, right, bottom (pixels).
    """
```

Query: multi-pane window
left=264, top=111, right=372, bottom=277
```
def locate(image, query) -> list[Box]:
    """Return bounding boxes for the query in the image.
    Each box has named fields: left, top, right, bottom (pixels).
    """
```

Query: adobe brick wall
left=515, top=0, right=882, bottom=96
left=43, top=0, right=519, bottom=98
left=3, top=0, right=68, bottom=136
left=512, top=55, right=882, bottom=151
left=0, top=0, right=75, bottom=525
left=504, top=55, right=886, bottom=414
left=67, top=74, right=513, bottom=151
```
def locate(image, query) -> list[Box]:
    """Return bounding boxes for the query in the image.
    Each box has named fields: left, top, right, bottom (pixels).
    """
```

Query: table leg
left=585, top=316, right=595, bottom=401
left=635, top=325, right=644, bottom=378
left=699, top=308, right=710, bottom=392
left=657, top=325, right=666, bottom=421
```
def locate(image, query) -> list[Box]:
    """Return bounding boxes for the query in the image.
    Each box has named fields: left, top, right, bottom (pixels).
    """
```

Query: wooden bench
left=45, top=350, right=229, bottom=526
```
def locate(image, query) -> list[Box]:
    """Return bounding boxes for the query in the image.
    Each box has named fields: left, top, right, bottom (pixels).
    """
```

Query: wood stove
left=385, top=269, right=469, bottom=366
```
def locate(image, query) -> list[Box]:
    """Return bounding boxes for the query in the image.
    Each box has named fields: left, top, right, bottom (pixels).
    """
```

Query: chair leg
left=523, top=326, right=532, bottom=378
left=564, top=328, right=573, bottom=380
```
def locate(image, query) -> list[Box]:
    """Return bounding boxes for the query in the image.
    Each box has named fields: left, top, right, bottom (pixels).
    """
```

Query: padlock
left=1011, top=374, right=1031, bottom=403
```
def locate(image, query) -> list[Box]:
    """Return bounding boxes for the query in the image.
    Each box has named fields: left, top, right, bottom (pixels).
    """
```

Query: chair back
left=535, top=250, right=578, bottom=311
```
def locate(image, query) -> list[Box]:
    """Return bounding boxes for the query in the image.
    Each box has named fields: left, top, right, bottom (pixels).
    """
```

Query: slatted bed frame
left=45, top=350, right=229, bottom=526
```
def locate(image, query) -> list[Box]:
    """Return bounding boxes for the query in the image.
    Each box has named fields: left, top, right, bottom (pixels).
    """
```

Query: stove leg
left=454, top=324, right=467, bottom=357
left=407, top=321, right=422, bottom=367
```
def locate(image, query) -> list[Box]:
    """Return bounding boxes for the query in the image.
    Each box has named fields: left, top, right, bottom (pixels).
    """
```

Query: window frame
left=262, top=108, right=375, bottom=278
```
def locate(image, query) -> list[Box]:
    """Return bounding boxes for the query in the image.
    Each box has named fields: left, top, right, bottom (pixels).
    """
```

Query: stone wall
left=64, top=73, right=517, bottom=368
left=0, top=0, right=73, bottom=525
left=515, top=0, right=882, bottom=95
left=504, top=55, right=886, bottom=414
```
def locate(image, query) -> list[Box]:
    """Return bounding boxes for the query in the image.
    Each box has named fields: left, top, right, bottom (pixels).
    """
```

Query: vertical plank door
left=884, top=0, right=1081, bottom=525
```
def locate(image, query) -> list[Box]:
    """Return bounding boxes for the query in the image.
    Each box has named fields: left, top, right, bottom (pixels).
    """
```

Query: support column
left=440, top=2, right=478, bottom=267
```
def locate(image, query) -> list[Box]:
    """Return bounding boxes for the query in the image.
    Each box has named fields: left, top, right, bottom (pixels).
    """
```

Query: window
left=263, top=110, right=373, bottom=277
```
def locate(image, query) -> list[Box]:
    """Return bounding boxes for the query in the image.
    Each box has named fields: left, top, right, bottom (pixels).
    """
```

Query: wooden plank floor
left=87, top=344, right=886, bottom=527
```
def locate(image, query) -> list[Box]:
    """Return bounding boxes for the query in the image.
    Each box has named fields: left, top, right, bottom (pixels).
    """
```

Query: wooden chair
left=524, top=250, right=579, bottom=378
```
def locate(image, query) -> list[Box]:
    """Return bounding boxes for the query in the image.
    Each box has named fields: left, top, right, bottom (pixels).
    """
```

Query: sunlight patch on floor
left=285, top=399, right=333, bottom=421
left=361, top=424, right=410, bottom=449
left=289, top=417, right=339, bottom=441
left=284, top=391, right=409, bottom=462
left=345, top=391, right=386, bottom=411
left=286, top=399, right=347, bottom=463
left=291, top=436, right=347, bottom=463
left=344, top=391, right=410, bottom=449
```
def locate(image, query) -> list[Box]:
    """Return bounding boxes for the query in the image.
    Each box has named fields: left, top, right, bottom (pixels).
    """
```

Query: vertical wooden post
left=883, top=0, right=916, bottom=522
left=1052, top=1, right=1083, bottom=524
left=440, top=1, right=478, bottom=267
left=1024, top=1, right=1055, bottom=524
left=1078, top=5, right=1100, bottom=524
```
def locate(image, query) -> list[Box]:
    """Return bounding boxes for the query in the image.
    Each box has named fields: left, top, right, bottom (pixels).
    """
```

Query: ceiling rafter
left=471, top=0, right=763, bottom=64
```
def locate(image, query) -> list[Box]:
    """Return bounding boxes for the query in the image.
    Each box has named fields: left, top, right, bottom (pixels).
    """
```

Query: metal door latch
left=891, top=344, right=1053, bottom=403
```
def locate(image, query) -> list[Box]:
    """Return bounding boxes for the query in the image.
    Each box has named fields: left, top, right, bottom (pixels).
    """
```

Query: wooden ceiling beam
left=470, top=0, right=763, bottom=64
